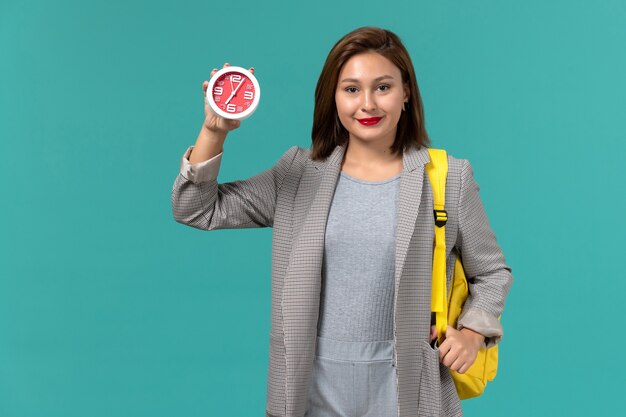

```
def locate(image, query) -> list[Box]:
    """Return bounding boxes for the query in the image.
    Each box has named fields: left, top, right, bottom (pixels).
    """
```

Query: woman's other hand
left=437, top=325, right=485, bottom=374
left=202, top=63, right=255, bottom=135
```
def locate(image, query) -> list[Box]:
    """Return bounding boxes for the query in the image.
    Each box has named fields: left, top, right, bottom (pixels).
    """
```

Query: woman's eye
left=344, top=85, right=390, bottom=93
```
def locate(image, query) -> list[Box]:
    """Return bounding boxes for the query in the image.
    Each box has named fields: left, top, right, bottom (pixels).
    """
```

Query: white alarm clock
left=205, top=66, right=260, bottom=121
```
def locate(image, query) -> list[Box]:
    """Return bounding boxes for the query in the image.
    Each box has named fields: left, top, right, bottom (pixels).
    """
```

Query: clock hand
left=224, top=78, right=238, bottom=104
left=231, top=78, right=246, bottom=97
left=225, top=77, right=246, bottom=105
left=224, top=89, right=236, bottom=105
left=224, top=91, right=236, bottom=105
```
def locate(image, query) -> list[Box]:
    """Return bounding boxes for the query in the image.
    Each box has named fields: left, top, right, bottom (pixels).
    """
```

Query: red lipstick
left=357, top=117, right=383, bottom=126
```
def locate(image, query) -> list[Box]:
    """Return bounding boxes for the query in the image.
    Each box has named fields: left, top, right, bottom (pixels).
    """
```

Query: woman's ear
left=403, top=83, right=410, bottom=102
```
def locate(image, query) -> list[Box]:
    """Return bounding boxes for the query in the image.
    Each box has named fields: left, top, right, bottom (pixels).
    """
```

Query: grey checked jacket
left=171, top=141, right=514, bottom=417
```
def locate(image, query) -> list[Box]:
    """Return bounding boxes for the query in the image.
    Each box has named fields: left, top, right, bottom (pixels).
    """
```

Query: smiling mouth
left=357, top=117, right=383, bottom=126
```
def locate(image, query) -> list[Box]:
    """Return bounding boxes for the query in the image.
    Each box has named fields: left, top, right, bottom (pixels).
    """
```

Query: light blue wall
left=1, top=1, right=624, bottom=416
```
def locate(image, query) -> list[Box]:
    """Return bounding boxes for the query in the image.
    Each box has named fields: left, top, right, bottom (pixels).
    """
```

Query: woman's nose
left=361, top=91, right=377, bottom=112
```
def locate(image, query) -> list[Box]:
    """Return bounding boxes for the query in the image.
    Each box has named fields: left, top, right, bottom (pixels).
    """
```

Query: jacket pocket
left=266, top=332, right=286, bottom=417
left=418, top=340, right=442, bottom=416
left=423, top=340, right=463, bottom=417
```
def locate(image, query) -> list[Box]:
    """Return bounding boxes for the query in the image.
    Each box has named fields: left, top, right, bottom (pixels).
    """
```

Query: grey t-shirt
left=317, top=170, right=401, bottom=342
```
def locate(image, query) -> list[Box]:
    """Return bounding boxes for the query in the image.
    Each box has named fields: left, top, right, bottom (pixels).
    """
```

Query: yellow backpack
left=425, top=148, right=500, bottom=400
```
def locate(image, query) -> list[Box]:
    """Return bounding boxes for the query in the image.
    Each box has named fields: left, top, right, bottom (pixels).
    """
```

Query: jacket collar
left=309, top=141, right=431, bottom=172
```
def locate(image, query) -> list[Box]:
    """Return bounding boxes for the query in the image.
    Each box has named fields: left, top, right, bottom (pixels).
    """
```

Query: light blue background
left=1, top=0, right=624, bottom=416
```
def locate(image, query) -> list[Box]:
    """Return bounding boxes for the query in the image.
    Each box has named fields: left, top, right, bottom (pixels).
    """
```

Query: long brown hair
left=311, top=26, right=430, bottom=160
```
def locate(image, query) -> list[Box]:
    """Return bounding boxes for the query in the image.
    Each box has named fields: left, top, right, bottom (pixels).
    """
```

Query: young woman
left=172, top=26, right=513, bottom=417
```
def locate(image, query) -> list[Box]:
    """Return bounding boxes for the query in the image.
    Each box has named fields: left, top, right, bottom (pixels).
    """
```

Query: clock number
left=231, top=74, right=242, bottom=83
left=213, top=86, right=223, bottom=95
left=226, top=103, right=236, bottom=113
left=244, top=91, right=254, bottom=100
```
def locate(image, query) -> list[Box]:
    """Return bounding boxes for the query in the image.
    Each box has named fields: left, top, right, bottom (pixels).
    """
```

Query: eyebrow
left=339, top=75, right=395, bottom=83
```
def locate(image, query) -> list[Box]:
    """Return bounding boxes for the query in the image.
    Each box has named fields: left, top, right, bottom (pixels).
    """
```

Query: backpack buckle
left=434, top=209, right=448, bottom=227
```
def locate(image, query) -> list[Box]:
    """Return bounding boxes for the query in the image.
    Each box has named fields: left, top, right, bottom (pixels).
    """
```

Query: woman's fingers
left=430, top=325, right=438, bottom=341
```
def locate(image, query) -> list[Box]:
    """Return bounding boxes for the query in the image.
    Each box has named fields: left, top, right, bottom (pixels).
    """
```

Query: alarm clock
left=205, top=66, right=260, bottom=121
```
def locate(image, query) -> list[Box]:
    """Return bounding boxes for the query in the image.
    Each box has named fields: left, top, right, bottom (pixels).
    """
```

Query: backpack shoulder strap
left=425, top=148, right=448, bottom=217
left=425, top=148, right=449, bottom=342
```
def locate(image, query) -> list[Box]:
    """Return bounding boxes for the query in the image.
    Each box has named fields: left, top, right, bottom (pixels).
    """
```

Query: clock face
left=206, top=66, right=260, bottom=120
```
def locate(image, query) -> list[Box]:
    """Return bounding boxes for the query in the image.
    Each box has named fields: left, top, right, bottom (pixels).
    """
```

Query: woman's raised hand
left=201, top=63, right=255, bottom=136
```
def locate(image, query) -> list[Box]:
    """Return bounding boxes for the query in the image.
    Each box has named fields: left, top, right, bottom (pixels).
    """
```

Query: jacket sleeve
left=454, top=159, right=514, bottom=349
left=171, top=145, right=300, bottom=230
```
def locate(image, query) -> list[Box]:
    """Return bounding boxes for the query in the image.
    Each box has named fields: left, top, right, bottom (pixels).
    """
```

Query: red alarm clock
left=205, top=66, right=260, bottom=121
